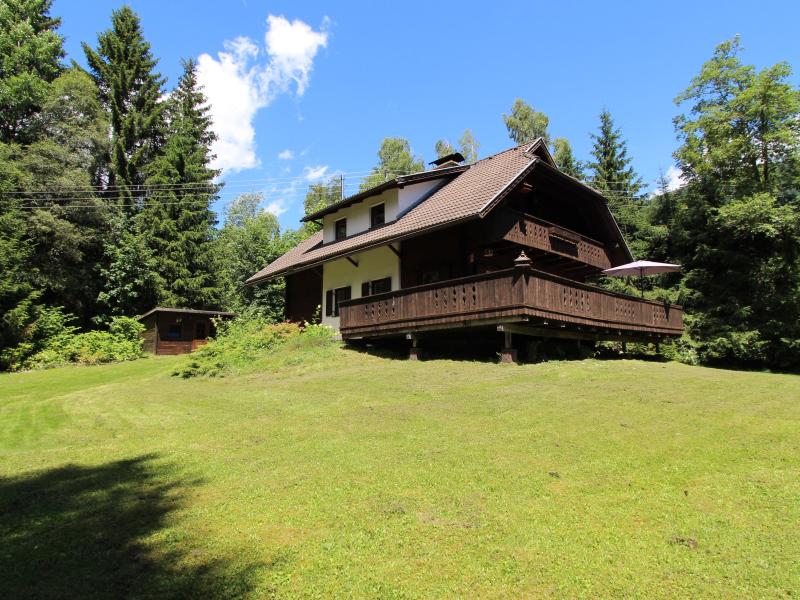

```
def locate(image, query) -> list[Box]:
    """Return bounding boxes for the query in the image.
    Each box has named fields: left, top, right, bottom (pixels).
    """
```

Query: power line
left=0, top=169, right=403, bottom=196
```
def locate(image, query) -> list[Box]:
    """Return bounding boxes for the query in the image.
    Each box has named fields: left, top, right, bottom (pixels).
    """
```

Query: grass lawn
left=1, top=347, right=798, bottom=598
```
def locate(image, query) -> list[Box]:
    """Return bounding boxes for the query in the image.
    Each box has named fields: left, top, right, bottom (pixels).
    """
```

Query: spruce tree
left=0, top=0, right=64, bottom=143
left=587, top=110, right=648, bottom=252
left=83, top=5, right=165, bottom=211
left=552, top=138, right=584, bottom=179
left=138, top=59, right=220, bottom=309
left=0, top=0, right=64, bottom=358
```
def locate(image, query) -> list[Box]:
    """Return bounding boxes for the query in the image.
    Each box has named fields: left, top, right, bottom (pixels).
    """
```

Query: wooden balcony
left=489, top=208, right=612, bottom=270
left=339, top=266, right=683, bottom=340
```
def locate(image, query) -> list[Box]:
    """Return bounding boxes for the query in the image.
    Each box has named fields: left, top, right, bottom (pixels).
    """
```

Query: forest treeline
left=1, top=1, right=798, bottom=370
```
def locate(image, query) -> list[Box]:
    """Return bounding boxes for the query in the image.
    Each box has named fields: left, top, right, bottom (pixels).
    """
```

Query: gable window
left=325, top=286, right=351, bottom=317
left=361, top=276, right=392, bottom=297
left=335, top=218, right=347, bottom=241
left=370, top=203, right=385, bottom=228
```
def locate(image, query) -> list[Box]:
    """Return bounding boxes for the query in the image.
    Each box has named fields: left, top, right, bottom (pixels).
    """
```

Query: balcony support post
left=407, top=333, right=420, bottom=361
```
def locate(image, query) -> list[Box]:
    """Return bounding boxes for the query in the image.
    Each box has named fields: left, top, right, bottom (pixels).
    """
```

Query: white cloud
left=197, top=16, right=328, bottom=173
left=653, top=165, right=684, bottom=195
left=264, top=200, right=288, bottom=216
left=263, top=15, right=329, bottom=95
left=304, top=165, right=329, bottom=181
left=278, top=149, right=294, bottom=160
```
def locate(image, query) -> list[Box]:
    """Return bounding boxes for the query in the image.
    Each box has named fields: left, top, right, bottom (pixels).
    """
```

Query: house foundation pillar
left=500, top=331, right=518, bottom=364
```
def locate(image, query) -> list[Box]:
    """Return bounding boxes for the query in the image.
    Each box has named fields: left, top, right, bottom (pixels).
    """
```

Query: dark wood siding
left=339, top=267, right=683, bottom=340
left=285, top=269, right=322, bottom=323
left=141, top=312, right=230, bottom=355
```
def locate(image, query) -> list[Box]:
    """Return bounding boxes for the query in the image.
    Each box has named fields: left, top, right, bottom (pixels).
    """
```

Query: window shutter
left=361, top=281, right=371, bottom=297
left=325, top=290, right=333, bottom=316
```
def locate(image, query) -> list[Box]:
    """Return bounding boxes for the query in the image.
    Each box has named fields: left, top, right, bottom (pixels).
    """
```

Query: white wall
left=320, top=178, right=445, bottom=243
left=321, top=245, right=400, bottom=330
left=322, top=189, right=398, bottom=243
left=397, top=179, right=442, bottom=215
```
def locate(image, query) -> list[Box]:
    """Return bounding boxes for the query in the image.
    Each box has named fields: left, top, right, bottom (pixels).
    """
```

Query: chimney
left=429, top=152, right=465, bottom=170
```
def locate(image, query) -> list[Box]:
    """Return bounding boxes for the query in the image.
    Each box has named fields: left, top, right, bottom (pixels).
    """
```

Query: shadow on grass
left=0, top=454, right=260, bottom=599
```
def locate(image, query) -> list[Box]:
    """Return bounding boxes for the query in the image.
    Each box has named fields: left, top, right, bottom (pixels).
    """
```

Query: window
left=325, top=286, right=351, bottom=317
left=370, top=203, right=385, bottom=227
left=371, top=277, right=391, bottom=295
left=166, top=323, right=182, bottom=340
left=361, top=277, right=391, bottom=297
left=195, top=321, right=206, bottom=339
left=335, top=218, right=347, bottom=241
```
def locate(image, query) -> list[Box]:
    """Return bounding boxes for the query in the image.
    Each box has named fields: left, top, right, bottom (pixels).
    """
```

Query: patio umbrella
left=602, top=260, right=681, bottom=297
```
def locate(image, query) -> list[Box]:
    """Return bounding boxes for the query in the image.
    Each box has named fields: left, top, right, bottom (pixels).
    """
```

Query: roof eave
left=246, top=213, right=482, bottom=285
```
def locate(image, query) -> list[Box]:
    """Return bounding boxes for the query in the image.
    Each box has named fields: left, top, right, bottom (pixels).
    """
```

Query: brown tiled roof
left=246, top=140, right=629, bottom=284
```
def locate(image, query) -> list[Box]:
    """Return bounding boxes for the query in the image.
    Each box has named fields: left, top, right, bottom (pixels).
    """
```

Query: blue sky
left=54, top=0, right=799, bottom=229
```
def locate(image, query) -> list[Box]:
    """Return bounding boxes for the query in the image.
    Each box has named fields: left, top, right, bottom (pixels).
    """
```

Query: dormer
left=302, top=164, right=469, bottom=245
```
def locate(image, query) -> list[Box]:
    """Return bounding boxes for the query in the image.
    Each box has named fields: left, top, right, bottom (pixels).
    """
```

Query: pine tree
left=0, top=0, right=64, bottom=143
left=0, top=0, right=64, bottom=358
left=587, top=110, right=647, bottom=252
left=138, top=59, right=220, bottom=309
left=552, top=138, right=583, bottom=179
left=83, top=5, right=165, bottom=211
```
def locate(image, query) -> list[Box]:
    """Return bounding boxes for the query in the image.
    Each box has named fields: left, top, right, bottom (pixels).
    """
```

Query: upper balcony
left=487, top=207, right=613, bottom=271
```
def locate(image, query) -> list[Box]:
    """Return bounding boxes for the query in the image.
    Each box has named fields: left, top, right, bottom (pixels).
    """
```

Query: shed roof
left=246, top=140, right=632, bottom=284
left=137, top=307, right=236, bottom=321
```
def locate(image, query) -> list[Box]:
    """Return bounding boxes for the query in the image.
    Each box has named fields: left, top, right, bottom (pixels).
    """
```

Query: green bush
left=173, top=317, right=337, bottom=378
left=8, top=313, right=145, bottom=371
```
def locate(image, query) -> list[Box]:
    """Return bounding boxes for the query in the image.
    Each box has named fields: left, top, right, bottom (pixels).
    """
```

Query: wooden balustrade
left=492, top=208, right=612, bottom=270
left=339, top=267, right=683, bottom=338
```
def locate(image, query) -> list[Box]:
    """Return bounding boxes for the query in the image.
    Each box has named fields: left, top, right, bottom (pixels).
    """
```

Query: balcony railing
left=490, top=208, right=612, bottom=270
left=339, top=267, right=683, bottom=338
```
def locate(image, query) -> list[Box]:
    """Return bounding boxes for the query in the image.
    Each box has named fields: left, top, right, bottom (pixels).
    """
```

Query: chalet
left=138, top=307, right=235, bottom=355
left=246, top=140, right=683, bottom=361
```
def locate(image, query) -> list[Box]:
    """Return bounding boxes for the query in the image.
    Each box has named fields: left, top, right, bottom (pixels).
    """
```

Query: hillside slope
left=1, top=350, right=798, bottom=598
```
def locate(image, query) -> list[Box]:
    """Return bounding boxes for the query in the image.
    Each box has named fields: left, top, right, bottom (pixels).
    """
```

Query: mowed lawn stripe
left=1, top=350, right=798, bottom=598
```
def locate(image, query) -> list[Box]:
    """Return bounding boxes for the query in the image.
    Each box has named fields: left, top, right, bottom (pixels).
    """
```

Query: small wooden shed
left=138, top=307, right=236, bottom=355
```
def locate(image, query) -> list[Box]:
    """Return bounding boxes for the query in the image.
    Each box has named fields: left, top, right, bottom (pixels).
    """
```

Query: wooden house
left=246, top=140, right=683, bottom=361
left=138, top=307, right=235, bottom=355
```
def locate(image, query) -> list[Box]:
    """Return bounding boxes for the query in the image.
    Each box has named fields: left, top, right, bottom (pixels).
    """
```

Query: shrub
left=173, top=317, right=337, bottom=378
left=10, top=314, right=145, bottom=371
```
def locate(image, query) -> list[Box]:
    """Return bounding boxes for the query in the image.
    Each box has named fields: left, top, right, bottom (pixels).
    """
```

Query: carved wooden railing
left=490, top=208, right=612, bottom=270
left=339, top=267, right=682, bottom=337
